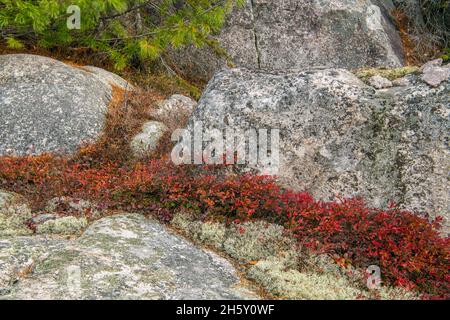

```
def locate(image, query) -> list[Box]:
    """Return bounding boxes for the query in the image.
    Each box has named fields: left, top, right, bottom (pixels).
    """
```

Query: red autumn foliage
left=0, top=154, right=448, bottom=298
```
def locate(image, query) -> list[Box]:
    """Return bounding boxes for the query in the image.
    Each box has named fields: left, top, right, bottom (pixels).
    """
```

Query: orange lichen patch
left=61, top=59, right=86, bottom=69
left=391, top=9, right=418, bottom=65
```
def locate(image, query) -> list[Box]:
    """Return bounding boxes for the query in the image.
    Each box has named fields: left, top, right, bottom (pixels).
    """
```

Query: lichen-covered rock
left=420, top=59, right=450, bottom=87
left=168, top=0, right=404, bottom=81
left=368, top=75, right=393, bottom=89
left=392, top=77, right=411, bottom=87
left=0, top=54, right=129, bottom=156
left=0, top=236, right=66, bottom=296
left=130, top=121, right=168, bottom=158
left=153, top=94, right=197, bottom=125
left=36, top=217, right=88, bottom=235
left=0, top=190, right=32, bottom=237
left=81, top=66, right=133, bottom=91
left=2, top=214, right=258, bottom=300
left=187, top=68, right=449, bottom=229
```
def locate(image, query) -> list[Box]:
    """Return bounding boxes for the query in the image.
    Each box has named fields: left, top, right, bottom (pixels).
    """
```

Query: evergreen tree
left=0, top=0, right=245, bottom=69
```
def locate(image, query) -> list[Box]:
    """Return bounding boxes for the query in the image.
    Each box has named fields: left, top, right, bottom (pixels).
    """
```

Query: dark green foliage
left=0, top=0, right=245, bottom=69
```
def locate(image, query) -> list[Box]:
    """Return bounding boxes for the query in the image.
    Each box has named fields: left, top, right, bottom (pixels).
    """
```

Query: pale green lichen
left=172, top=213, right=295, bottom=263
left=223, top=221, right=295, bottom=263
left=0, top=190, right=33, bottom=236
left=376, top=286, right=419, bottom=300
left=198, top=222, right=227, bottom=248
left=171, top=213, right=225, bottom=249
left=36, top=217, right=88, bottom=235
left=247, top=255, right=363, bottom=300
left=355, top=66, right=419, bottom=81
left=171, top=213, right=202, bottom=238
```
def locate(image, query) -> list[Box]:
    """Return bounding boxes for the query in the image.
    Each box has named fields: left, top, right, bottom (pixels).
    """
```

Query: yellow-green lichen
left=355, top=66, right=419, bottom=81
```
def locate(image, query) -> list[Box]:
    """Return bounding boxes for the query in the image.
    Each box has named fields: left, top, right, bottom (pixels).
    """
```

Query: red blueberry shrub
left=0, top=154, right=448, bottom=298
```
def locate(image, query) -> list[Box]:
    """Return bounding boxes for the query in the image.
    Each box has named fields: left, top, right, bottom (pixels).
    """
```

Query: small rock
left=368, top=75, right=393, bottom=89
left=421, top=65, right=450, bottom=87
left=153, top=94, right=197, bottom=124
left=419, top=58, right=443, bottom=72
left=130, top=121, right=168, bottom=157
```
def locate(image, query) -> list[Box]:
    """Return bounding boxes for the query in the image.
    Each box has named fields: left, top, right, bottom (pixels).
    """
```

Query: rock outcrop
left=0, top=54, right=131, bottom=156
left=169, top=0, right=405, bottom=81
left=0, top=214, right=258, bottom=300
left=187, top=66, right=449, bottom=227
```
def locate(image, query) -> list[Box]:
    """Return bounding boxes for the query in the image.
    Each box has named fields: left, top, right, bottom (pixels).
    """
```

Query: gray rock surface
left=1, top=214, right=258, bottom=300
left=392, top=76, right=411, bottom=87
left=369, top=75, right=393, bottom=89
left=169, top=0, right=404, bottom=81
left=420, top=59, right=450, bottom=87
left=131, top=121, right=169, bottom=157
left=153, top=94, right=197, bottom=125
left=82, top=66, right=134, bottom=91
left=0, top=54, right=127, bottom=156
left=187, top=68, right=449, bottom=229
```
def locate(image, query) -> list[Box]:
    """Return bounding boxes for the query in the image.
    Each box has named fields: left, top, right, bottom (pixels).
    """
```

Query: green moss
left=355, top=66, right=419, bottom=81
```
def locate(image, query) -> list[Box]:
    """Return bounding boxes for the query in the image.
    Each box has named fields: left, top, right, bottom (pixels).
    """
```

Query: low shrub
left=393, top=0, right=450, bottom=63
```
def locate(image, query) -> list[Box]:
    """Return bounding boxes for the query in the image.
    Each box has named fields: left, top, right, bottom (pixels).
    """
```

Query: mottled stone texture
left=168, top=0, right=404, bottom=81
left=1, top=214, right=258, bottom=300
left=188, top=68, right=449, bottom=227
left=0, top=54, right=128, bottom=156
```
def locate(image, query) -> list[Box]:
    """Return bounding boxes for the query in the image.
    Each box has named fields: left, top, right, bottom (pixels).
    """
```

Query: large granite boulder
left=0, top=54, right=130, bottom=156
left=168, top=0, right=405, bottom=82
left=186, top=67, right=449, bottom=228
left=1, top=214, right=258, bottom=299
